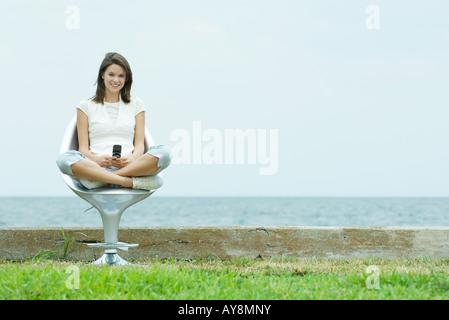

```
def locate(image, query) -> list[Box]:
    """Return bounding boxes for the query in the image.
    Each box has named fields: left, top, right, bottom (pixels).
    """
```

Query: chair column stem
left=99, top=208, right=125, bottom=244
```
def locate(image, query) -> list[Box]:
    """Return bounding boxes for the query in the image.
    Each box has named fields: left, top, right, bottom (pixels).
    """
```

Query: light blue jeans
left=56, top=145, right=171, bottom=186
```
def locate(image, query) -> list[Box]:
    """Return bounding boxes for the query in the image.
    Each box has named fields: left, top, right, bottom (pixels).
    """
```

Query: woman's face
left=102, top=64, right=126, bottom=96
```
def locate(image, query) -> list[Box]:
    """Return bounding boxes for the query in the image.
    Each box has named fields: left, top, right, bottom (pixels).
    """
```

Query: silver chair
left=59, top=116, right=156, bottom=265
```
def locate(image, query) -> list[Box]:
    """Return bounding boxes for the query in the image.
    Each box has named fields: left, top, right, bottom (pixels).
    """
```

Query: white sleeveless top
left=76, top=96, right=146, bottom=157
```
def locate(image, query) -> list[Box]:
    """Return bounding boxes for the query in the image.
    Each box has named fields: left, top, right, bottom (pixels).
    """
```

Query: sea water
left=0, top=197, right=448, bottom=227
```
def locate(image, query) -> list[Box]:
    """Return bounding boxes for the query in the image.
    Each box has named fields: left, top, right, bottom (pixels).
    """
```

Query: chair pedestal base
left=90, top=250, right=131, bottom=266
left=88, top=243, right=139, bottom=266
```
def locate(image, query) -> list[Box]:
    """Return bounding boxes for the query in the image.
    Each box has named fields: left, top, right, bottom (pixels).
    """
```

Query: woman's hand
left=109, top=155, right=137, bottom=168
left=89, top=154, right=137, bottom=168
left=92, top=154, right=118, bottom=167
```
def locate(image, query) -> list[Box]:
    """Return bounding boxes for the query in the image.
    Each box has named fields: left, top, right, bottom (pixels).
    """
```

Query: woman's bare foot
left=120, top=177, right=133, bottom=188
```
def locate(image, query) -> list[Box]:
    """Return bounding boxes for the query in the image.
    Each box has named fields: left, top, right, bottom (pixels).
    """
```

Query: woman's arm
left=132, top=111, right=146, bottom=158
left=76, top=108, right=90, bottom=156
left=76, top=109, right=115, bottom=167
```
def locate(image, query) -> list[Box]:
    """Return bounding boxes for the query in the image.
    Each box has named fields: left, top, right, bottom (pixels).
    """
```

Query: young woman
left=57, top=52, right=171, bottom=190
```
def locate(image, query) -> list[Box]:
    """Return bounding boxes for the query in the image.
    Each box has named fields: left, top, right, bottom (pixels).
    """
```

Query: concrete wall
left=1, top=226, right=449, bottom=261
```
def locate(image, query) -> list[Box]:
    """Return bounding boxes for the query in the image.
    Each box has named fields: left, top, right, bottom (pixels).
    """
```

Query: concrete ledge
left=1, top=226, right=449, bottom=261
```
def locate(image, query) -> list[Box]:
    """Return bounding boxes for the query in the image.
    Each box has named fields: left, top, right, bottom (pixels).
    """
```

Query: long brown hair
left=92, top=52, right=133, bottom=104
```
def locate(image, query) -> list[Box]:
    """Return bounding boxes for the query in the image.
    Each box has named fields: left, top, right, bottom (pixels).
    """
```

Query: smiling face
left=102, top=64, right=126, bottom=98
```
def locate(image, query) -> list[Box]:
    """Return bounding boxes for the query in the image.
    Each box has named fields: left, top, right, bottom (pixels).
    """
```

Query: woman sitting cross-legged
left=56, top=52, right=171, bottom=190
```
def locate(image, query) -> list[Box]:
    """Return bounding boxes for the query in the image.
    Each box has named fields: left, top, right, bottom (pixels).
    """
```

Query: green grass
left=1, top=257, right=449, bottom=299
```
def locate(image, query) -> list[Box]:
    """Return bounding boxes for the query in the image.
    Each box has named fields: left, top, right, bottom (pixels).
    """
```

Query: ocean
left=0, top=197, right=448, bottom=227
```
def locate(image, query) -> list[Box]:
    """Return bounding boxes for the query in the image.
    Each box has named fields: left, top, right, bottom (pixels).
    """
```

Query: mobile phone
left=112, top=145, right=122, bottom=158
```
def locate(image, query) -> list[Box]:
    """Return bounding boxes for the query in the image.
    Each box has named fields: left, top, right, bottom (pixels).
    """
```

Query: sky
left=0, top=0, right=448, bottom=197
